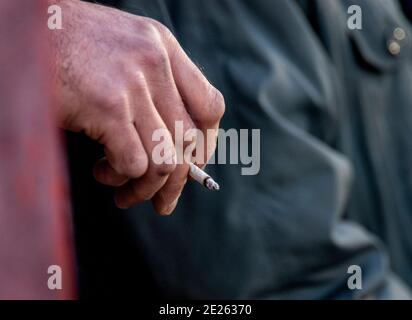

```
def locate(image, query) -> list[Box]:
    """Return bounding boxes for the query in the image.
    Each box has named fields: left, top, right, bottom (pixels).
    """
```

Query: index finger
left=155, top=22, right=225, bottom=165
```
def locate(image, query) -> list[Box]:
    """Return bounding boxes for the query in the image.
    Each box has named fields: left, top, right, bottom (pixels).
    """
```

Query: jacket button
left=388, top=40, right=401, bottom=56
left=394, top=27, right=406, bottom=41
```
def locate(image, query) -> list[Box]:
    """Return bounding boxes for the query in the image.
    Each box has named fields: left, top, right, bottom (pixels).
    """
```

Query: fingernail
left=114, top=195, right=128, bottom=209
left=161, top=199, right=179, bottom=216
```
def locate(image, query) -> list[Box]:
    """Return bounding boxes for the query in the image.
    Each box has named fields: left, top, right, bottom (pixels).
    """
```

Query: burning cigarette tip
left=188, top=162, right=220, bottom=191
left=204, top=177, right=220, bottom=191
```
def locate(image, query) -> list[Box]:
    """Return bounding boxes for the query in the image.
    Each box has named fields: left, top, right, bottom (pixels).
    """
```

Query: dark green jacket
left=70, top=0, right=412, bottom=299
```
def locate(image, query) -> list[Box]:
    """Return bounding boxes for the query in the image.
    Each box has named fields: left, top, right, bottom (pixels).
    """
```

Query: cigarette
left=188, top=162, right=220, bottom=191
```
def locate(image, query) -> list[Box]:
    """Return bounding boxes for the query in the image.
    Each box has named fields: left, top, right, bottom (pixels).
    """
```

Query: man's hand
left=51, top=0, right=225, bottom=214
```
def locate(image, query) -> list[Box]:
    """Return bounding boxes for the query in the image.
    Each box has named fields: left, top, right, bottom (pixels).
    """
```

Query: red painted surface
left=0, top=0, right=76, bottom=299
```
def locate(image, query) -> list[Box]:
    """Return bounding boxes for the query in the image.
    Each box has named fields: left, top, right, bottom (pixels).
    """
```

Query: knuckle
left=121, top=151, right=149, bottom=178
left=99, top=91, right=131, bottom=122
left=141, top=47, right=168, bottom=70
left=135, top=27, right=168, bottom=70
left=207, top=87, right=226, bottom=122
left=151, top=133, right=177, bottom=173
left=153, top=162, right=176, bottom=177
left=134, top=18, right=160, bottom=40
left=148, top=18, right=174, bottom=40
left=198, top=86, right=226, bottom=125
left=103, top=94, right=123, bottom=110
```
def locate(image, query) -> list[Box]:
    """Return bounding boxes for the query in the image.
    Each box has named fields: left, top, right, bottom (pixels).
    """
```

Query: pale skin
left=50, top=0, right=225, bottom=215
